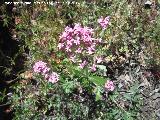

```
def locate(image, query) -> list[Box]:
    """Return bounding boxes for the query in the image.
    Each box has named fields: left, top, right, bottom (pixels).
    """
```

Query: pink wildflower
left=41, top=67, right=50, bottom=75
left=75, top=47, right=82, bottom=53
left=74, top=23, right=81, bottom=30
left=74, top=23, right=82, bottom=34
left=97, top=38, right=102, bottom=43
left=87, top=47, right=94, bottom=55
left=58, top=43, right=64, bottom=49
left=60, top=32, right=68, bottom=39
left=59, top=23, right=103, bottom=69
left=90, top=64, right=96, bottom=72
left=47, top=72, right=59, bottom=83
left=82, top=26, right=93, bottom=36
left=65, top=45, right=71, bottom=52
left=90, top=44, right=96, bottom=50
left=96, top=56, right=103, bottom=63
left=66, top=35, right=72, bottom=41
left=65, top=26, right=73, bottom=33
left=79, top=60, right=87, bottom=69
left=70, top=55, right=76, bottom=63
left=33, top=61, right=49, bottom=74
left=105, top=80, right=115, bottom=91
left=74, top=39, right=80, bottom=45
left=67, top=40, right=73, bottom=46
left=98, top=16, right=110, bottom=29
left=44, top=74, right=49, bottom=79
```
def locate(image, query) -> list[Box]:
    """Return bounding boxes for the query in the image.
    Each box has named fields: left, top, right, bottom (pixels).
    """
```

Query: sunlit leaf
left=89, top=76, right=107, bottom=86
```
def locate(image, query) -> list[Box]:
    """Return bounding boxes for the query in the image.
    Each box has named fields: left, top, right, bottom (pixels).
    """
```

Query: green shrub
left=10, top=0, right=160, bottom=119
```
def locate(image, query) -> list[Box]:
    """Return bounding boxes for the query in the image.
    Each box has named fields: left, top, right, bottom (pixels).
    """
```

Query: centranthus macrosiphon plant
left=32, top=16, right=115, bottom=93
left=57, top=16, right=115, bottom=92
left=57, top=17, right=109, bottom=71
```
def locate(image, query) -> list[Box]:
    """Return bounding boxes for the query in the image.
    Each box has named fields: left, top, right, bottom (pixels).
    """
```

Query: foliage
left=6, top=0, right=160, bottom=120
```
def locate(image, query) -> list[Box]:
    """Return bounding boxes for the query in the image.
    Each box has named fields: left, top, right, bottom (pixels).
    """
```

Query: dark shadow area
left=0, top=3, right=25, bottom=120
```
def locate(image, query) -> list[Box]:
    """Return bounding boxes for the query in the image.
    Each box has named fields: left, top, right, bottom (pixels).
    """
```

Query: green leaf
left=100, top=29, right=105, bottom=37
left=124, top=93, right=132, bottom=101
left=123, top=112, right=133, bottom=120
left=95, top=90, right=101, bottom=101
left=68, top=65, right=82, bottom=76
left=96, top=65, right=107, bottom=72
left=62, top=80, right=76, bottom=94
left=94, top=86, right=102, bottom=101
left=129, top=83, right=139, bottom=94
left=89, top=76, right=107, bottom=86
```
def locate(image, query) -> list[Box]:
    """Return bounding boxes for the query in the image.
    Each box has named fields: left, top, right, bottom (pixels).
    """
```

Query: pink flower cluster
left=33, top=61, right=59, bottom=83
left=58, top=23, right=100, bottom=55
left=58, top=23, right=104, bottom=71
left=105, top=80, right=115, bottom=91
left=98, top=16, right=110, bottom=29
left=33, top=61, right=50, bottom=74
